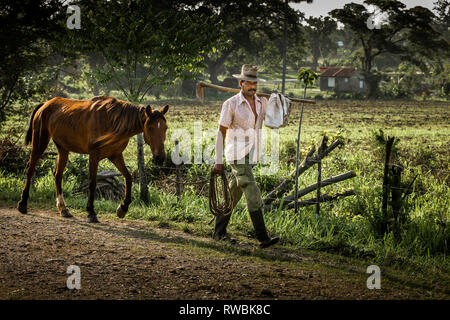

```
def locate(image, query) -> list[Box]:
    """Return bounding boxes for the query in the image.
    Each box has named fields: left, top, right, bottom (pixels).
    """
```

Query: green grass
left=1, top=98, right=448, bottom=276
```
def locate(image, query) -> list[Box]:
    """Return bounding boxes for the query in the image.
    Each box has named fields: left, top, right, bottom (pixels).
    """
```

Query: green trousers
left=214, top=152, right=264, bottom=237
left=228, top=155, right=263, bottom=213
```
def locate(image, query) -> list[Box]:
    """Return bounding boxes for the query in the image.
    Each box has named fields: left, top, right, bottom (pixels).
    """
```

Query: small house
left=319, top=67, right=367, bottom=93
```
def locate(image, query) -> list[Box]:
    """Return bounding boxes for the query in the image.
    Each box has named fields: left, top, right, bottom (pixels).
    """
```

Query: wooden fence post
left=315, top=136, right=328, bottom=219
left=382, top=137, right=395, bottom=220
left=175, top=139, right=181, bottom=201
left=316, top=156, right=321, bottom=219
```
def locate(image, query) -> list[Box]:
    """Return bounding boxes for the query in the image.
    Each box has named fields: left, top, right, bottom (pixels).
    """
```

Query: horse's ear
left=160, top=104, right=169, bottom=115
left=145, top=105, right=152, bottom=117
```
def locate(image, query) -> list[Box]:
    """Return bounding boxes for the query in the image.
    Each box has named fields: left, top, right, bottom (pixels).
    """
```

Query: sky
left=291, top=0, right=436, bottom=18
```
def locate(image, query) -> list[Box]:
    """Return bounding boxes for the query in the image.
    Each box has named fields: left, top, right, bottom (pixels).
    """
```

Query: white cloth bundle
left=264, top=93, right=291, bottom=129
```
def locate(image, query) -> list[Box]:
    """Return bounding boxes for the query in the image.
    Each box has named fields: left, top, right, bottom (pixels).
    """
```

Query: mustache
left=248, top=89, right=256, bottom=92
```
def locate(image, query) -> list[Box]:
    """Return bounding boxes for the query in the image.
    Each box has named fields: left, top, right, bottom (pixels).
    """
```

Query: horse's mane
left=100, top=96, right=144, bottom=134
left=89, top=96, right=146, bottom=148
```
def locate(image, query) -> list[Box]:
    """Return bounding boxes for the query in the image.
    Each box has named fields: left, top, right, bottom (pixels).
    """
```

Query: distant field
left=2, top=98, right=448, bottom=196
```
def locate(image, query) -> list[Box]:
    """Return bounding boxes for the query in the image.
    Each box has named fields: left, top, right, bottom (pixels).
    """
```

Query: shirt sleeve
left=218, top=100, right=233, bottom=128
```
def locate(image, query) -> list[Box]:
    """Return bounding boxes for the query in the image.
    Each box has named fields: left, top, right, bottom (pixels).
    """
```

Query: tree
left=305, top=15, right=338, bottom=71
left=433, top=0, right=449, bottom=31
left=431, top=0, right=450, bottom=95
left=0, top=0, right=68, bottom=124
left=69, top=0, right=221, bottom=102
left=195, top=0, right=310, bottom=84
left=222, top=17, right=309, bottom=78
left=280, top=0, right=313, bottom=94
left=330, top=0, right=449, bottom=98
left=68, top=0, right=222, bottom=203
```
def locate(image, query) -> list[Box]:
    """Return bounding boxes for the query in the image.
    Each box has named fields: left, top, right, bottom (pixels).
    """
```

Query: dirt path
left=0, top=206, right=447, bottom=300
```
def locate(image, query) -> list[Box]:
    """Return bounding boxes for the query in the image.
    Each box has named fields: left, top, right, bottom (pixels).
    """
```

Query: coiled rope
left=209, top=169, right=233, bottom=218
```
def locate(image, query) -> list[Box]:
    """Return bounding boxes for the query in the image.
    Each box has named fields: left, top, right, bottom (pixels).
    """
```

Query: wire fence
left=144, top=154, right=448, bottom=211
left=12, top=137, right=446, bottom=210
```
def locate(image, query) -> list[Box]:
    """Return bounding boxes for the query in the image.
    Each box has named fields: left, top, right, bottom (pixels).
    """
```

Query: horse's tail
left=25, top=103, right=44, bottom=146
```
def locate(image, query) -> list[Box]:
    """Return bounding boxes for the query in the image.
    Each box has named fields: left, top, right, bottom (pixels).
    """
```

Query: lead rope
left=208, top=168, right=233, bottom=223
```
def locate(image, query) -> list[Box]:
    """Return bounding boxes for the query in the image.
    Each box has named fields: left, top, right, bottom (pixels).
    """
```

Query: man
left=213, top=64, right=280, bottom=249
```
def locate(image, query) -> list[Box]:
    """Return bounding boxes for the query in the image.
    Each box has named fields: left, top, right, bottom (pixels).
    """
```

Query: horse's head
left=143, top=104, right=169, bottom=165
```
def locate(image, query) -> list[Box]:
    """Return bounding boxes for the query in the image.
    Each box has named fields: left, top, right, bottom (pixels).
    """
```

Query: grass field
left=0, top=97, right=448, bottom=277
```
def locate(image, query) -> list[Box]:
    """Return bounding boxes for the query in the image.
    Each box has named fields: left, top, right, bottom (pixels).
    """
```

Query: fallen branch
left=315, top=136, right=329, bottom=217
left=264, top=146, right=315, bottom=205
left=264, top=170, right=356, bottom=211
left=77, top=170, right=124, bottom=200
left=263, top=139, right=344, bottom=205
left=286, top=190, right=355, bottom=210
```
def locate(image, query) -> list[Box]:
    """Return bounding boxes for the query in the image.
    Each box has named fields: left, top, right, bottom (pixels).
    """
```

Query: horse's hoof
left=88, top=214, right=99, bottom=223
left=60, top=209, right=73, bottom=218
left=116, top=205, right=127, bottom=219
left=17, top=202, right=27, bottom=214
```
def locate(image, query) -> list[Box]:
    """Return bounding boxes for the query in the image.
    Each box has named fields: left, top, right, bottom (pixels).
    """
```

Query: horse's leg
left=108, top=153, right=132, bottom=218
left=54, top=146, right=72, bottom=218
left=17, top=129, right=50, bottom=214
left=86, top=154, right=100, bottom=223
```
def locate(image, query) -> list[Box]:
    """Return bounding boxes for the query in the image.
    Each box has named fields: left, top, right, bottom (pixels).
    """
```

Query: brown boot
left=213, top=213, right=236, bottom=244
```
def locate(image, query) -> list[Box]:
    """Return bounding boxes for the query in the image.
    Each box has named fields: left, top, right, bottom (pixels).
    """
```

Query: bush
left=330, top=92, right=351, bottom=100
left=255, top=173, right=283, bottom=194
left=0, top=133, right=28, bottom=175
left=350, top=92, right=365, bottom=100
left=314, top=94, right=324, bottom=100
left=380, top=80, right=412, bottom=99
left=280, top=139, right=297, bottom=160
left=443, top=81, right=450, bottom=97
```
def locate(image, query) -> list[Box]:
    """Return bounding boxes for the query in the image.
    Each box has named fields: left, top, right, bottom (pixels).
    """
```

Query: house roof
left=319, top=67, right=356, bottom=78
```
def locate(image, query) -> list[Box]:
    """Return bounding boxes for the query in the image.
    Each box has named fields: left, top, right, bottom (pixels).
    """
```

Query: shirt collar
left=238, top=90, right=261, bottom=106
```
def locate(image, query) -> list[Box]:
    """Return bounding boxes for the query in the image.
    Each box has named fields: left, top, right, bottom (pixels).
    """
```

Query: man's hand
left=213, top=163, right=224, bottom=174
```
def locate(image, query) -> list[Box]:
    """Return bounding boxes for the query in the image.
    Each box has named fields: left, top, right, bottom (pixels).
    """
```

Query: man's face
left=240, top=80, right=257, bottom=97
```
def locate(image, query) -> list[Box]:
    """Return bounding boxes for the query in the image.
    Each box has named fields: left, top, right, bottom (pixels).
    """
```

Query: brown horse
left=17, top=95, right=169, bottom=223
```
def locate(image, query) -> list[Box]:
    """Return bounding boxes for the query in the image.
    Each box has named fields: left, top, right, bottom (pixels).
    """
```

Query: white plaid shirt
left=218, top=91, right=268, bottom=163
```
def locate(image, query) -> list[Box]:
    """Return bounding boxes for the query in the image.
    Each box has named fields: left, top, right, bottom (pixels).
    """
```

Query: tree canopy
left=305, top=15, right=338, bottom=71
left=0, top=0, right=68, bottom=123
left=67, top=0, right=223, bottom=103
left=194, top=0, right=311, bottom=84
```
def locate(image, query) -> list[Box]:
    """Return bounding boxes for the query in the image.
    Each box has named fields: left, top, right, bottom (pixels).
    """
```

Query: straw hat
left=232, top=64, right=266, bottom=82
